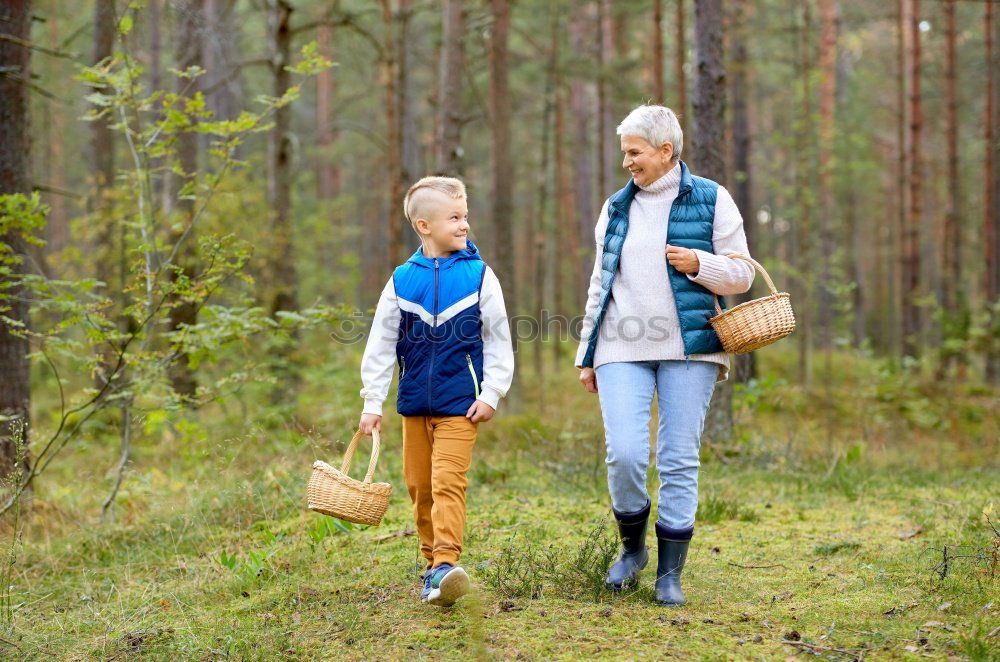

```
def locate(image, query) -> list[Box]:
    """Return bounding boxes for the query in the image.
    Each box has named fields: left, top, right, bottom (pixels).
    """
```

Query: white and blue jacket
left=360, top=241, right=514, bottom=417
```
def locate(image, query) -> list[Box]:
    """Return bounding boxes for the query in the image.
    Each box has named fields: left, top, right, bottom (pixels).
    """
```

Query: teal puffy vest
left=580, top=160, right=726, bottom=368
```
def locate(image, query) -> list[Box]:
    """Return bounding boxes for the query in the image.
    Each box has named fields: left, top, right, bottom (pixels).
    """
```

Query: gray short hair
left=616, top=105, right=683, bottom=162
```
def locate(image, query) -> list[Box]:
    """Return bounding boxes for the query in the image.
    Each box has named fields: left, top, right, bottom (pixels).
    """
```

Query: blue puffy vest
left=393, top=241, right=486, bottom=416
left=581, top=160, right=726, bottom=368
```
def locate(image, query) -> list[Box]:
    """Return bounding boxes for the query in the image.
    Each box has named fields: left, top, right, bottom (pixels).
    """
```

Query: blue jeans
left=595, top=360, right=717, bottom=535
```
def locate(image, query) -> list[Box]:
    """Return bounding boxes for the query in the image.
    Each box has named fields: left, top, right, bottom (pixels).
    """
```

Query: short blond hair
left=403, top=176, right=467, bottom=227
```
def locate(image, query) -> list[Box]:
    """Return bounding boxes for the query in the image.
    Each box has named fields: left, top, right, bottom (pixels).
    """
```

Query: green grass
left=2, top=344, right=998, bottom=659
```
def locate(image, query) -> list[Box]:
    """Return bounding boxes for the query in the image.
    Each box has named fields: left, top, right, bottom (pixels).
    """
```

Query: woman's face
left=620, top=135, right=674, bottom=187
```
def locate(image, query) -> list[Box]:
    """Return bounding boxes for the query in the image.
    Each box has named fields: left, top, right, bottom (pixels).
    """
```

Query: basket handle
left=340, top=428, right=381, bottom=484
left=711, top=253, right=780, bottom=315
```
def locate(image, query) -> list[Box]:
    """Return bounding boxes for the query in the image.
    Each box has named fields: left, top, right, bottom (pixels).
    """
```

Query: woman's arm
left=575, top=200, right=611, bottom=369
left=686, top=186, right=756, bottom=296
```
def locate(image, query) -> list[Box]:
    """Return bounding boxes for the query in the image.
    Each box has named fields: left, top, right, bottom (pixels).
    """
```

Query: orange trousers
left=402, top=415, right=478, bottom=567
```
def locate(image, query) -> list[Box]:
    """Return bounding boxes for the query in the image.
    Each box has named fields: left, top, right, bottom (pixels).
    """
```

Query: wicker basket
left=307, top=429, right=392, bottom=526
left=708, top=254, right=796, bottom=354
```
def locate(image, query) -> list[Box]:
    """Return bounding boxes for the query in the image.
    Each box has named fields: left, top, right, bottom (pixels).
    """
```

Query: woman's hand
left=666, top=245, right=700, bottom=274
left=359, top=413, right=382, bottom=435
left=466, top=400, right=495, bottom=423
left=580, top=367, right=598, bottom=393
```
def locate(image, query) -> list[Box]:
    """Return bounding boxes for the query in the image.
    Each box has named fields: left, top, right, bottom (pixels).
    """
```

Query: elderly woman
left=575, top=105, right=754, bottom=606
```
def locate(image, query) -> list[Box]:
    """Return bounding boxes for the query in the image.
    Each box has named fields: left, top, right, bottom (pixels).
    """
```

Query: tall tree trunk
left=693, top=0, right=731, bottom=443
left=380, top=0, right=405, bottom=269
left=398, top=0, right=420, bottom=191
left=730, top=0, right=755, bottom=382
left=986, top=0, right=999, bottom=383
left=596, top=0, right=609, bottom=199
left=168, top=0, right=202, bottom=398
left=489, top=0, right=514, bottom=305
left=435, top=0, right=464, bottom=175
left=316, top=23, right=339, bottom=199
left=532, top=6, right=558, bottom=380
left=571, top=4, right=596, bottom=309
left=817, top=0, right=837, bottom=355
left=675, top=0, right=687, bottom=134
left=795, top=0, right=813, bottom=385
left=92, top=0, right=116, bottom=294
left=266, top=0, right=297, bottom=315
left=203, top=0, right=243, bottom=155
left=652, top=0, right=665, bottom=103
left=942, top=0, right=960, bottom=318
left=902, top=0, right=922, bottom=358
left=893, top=0, right=908, bottom=361
left=553, top=17, right=576, bottom=362
left=0, top=0, right=33, bottom=488
left=44, top=0, right=67, bottom=255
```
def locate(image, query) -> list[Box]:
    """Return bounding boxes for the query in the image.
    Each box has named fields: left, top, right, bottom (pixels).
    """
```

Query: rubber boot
left=605, top=500, right=650, bottom=590
left=654, top=521, right=691, bottom=606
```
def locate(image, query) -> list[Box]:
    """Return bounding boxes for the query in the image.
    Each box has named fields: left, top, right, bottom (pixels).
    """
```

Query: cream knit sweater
left=574, top=164, right=755, bottom=382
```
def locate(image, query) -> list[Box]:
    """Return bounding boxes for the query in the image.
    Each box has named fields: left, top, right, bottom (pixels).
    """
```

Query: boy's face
left=416, top=194, right=470, bottom=254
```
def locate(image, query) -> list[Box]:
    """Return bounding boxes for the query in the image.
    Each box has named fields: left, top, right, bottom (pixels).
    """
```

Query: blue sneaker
left=420, top=567, right=434, bottom=602
left=425, top=563, right=470, bottom=607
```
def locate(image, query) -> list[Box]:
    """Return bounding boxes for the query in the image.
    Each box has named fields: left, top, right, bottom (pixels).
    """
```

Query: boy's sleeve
left=478, top=266, right=514, bottom=410
left=359, top=276, right=401, bottom=416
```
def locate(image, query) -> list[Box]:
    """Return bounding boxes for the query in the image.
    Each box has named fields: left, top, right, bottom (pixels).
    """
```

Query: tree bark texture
left=0, top=0, right=33, bottom=486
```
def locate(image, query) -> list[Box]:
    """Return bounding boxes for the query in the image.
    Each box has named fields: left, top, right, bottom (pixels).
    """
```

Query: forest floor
left=2, top=344, right=998, bottom=660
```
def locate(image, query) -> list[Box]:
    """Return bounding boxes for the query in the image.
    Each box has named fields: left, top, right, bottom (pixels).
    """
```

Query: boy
left=358, top=176, right=514, bottom=607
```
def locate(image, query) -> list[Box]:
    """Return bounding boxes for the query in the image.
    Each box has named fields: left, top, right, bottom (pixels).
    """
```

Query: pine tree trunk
left=902, top=0, right=922, bottom=358
left=894, top=0, right=908, bottom=360
left=693, top=0, right=731, bottom=443
left=266, top=0, right=297, bottom=316
left=675, top=0, right=687, bottom=134
left=435, top=0, right=464, bottom=175
left=380, top=0, right=405, bottom=269
left=92, top=0, right=116, bottom=295
left=316, top=23, right=339, bottom=199
left=0, top=0, right=33, bottom=488
left=730, top=0, right=755, bottom=382
left=986, top=0, right=999, bottom=383
left=489, top=0, right=514, bottom=309
left=942, top=0, right=960, bottom=318
left=44, top=0, right=67, bottom=255
left=399, top=0, right=420, bottom=194
left=168, top=0, right=202, bottom=398
left=796, top=0, right=813, bottom=385
left=203, top=0, right=242, bottom=140
left=817, top=0, right=837, bottom=355
left=571, top=4, right=596, bottom=309
left=652, top=0, right=665, bottom=104
left=596, top=0, right=609, bottom=200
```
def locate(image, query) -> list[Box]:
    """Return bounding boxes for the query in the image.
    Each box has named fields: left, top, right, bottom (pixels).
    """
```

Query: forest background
left=0, top=0, right=997, bottom=659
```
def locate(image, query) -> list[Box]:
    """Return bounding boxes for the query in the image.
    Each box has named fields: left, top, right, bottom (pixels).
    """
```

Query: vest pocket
left=465, top=353, right=480, bottom=399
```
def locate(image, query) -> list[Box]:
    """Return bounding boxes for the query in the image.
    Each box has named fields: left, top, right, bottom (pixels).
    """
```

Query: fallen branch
left=373, top=528, right=416, bottom=543
left=781, top=639, right=862, bottom=659
left=728, top=562, right=788, bottom=570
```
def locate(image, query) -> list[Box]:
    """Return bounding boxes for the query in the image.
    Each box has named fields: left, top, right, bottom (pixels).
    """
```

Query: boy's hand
left=466, top=400, right=495, bottom=423
left=579, top=367, right=598, bottom=393
left=359, top=413, right=382, bottom=435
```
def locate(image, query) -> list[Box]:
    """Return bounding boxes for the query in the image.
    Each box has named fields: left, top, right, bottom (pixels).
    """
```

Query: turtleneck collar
left=638, top=162, right=681, bottom=194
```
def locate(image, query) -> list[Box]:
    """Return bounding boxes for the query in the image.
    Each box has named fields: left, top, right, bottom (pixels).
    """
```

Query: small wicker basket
left=307, top=429, right=392, bottom=526
left=708, top=254, right=796, bottom=354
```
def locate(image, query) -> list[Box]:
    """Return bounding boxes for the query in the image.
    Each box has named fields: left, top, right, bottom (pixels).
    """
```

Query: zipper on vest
left=427, top=258, right=440, bottom=412
left=465, top=353, right=480, bottom=398
left=400, top=356, right=405, bottom=378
